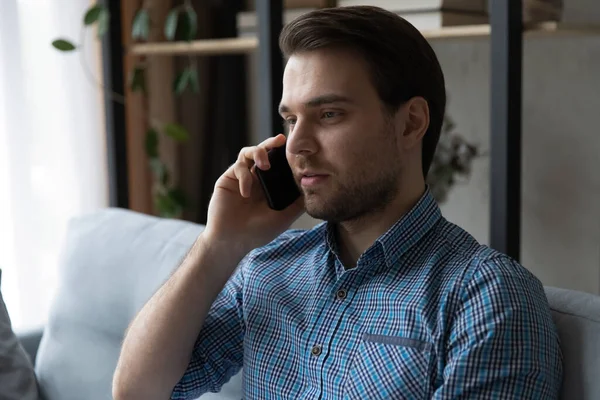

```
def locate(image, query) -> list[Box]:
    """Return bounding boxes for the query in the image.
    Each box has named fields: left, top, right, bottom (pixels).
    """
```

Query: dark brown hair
left=279, top=5, right=446, bottom=178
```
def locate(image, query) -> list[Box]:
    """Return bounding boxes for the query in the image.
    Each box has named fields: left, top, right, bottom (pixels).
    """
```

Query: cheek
left=327, top=133, right=380, bottom=179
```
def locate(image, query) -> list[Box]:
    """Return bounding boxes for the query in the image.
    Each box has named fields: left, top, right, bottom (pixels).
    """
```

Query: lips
left=297, top=171, right=327, bottom=180
left=299, top=172, right=329, bottom=187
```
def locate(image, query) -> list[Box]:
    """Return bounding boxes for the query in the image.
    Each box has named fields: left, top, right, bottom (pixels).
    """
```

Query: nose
left=286, top=120, right=318, bottom=157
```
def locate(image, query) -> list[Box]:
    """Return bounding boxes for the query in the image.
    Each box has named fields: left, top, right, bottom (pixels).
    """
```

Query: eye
left=322, top=111, right=338, bottom=119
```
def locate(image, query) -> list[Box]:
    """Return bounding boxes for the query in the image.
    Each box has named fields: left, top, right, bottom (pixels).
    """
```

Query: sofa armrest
left=16, top=328, right=44, bottom=366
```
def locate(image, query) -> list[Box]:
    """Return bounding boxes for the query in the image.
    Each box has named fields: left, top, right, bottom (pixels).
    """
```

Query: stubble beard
left=302, top=167, right=399, bottom=223
left=301, top=137, right=401, bottom=223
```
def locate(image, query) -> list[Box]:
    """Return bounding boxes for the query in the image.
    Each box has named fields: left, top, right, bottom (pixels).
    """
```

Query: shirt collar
left=375, top=187, right=441, bottom=269
left=324, top=187, right=442, bottom=271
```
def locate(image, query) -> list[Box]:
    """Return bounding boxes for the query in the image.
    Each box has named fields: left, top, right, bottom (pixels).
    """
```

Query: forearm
left=112, top=233, right=245, bottom=400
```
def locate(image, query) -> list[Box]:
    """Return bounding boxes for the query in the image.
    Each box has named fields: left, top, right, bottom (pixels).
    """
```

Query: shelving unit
left=128, top=22, right=600, bottom=56
left=103, top=0, right=600, bottom=261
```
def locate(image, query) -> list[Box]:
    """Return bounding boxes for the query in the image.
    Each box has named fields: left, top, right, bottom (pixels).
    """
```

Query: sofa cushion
left=0, top=271, right=40, bottom=400
left=545, top=286, right=600, bottom=400
left=34, top=208, right=242, bottom=400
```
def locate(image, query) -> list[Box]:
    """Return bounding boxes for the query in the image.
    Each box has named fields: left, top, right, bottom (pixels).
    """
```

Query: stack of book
left=239, top=0, right=489, bottom=35
left=239, top=0, right=571, bottom=37
left=336, top=0, right=488, bottom=30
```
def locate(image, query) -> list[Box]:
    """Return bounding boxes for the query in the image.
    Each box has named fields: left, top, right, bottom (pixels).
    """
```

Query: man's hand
left=203, top=133, right=305, bottom=256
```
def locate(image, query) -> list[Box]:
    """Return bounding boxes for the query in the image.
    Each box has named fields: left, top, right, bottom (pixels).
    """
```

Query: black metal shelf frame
left=490, top=0, right=522, bottom=261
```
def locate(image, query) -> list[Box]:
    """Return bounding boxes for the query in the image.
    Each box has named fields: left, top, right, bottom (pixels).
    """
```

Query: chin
left=303, top=194, right=329, bottom=219
left=303, top=195, right=350, bottom=222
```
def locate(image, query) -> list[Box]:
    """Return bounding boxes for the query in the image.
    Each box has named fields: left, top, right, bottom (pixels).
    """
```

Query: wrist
left=196, top=230, right=249, bottom=270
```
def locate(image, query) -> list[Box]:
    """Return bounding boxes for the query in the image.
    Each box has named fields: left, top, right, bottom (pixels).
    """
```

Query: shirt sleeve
left=433, top=255, right=563, bottom=399
left=170, top=257, right=247, bottom=399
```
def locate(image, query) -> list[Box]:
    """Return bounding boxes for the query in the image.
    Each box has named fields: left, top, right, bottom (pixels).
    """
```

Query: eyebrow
left=278, top=94, right=353, bottom=115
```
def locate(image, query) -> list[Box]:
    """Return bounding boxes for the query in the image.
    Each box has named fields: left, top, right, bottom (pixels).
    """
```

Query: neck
left=336, top=180, right=426, bottom=269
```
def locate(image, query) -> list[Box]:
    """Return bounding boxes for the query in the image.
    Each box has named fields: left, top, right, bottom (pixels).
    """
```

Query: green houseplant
left=52, top=2, right=200, bottom=218
left=427, top=114, right=482, bottom=204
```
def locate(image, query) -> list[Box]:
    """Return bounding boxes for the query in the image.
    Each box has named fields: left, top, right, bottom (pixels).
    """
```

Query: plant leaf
left=188, top=68, right=200, bottom=93
left=84, top=5, right=105, bottom=25
left=182, top=7, right=198, bottom=41
left=164, top=9, right=179, bottom=41
left=52, top=39, right=77, bottom=51
left=145, top=128, right=159, bottom=158
left=97, top=9, right=110, bottom=38
left=173, top=69, right=190, bottom=95
left=154, top=192, right=180, bottom=218
left=154, top=189, right=185, bottom=218
left=129, top=66, right=146, bottom=93
left=168, top=188, right=187, bottom=208
left=164, top=123, right=189, bottom=142
left=132, top=9, right=150, bottom=41
left=149, top=158, right=170, bottom=186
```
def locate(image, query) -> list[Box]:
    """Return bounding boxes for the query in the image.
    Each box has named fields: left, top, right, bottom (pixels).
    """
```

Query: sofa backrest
left=34, top=208, right=242, bottom=400
left=545, top=286, right=600, bottom=399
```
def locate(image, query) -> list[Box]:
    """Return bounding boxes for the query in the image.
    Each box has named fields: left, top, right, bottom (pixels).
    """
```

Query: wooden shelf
left=130, top=37, right=258, bottom=56
left=129, top=22, right=600, bottom=56
left=424, top=21, right=600, bottom=40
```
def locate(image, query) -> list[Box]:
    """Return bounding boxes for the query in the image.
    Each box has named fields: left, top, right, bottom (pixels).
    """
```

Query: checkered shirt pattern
left=171, top=189, right=563, bottom=399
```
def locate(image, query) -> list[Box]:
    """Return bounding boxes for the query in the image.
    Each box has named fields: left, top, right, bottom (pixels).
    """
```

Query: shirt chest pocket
left=344, top=334, right=433, bottom=400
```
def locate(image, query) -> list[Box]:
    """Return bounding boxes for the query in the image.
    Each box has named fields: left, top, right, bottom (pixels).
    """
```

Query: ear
left=397, top=96, right=429, bottom=150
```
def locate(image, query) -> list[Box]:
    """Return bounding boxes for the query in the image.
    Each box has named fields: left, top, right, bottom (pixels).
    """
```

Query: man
left=113, top=6, right=563, bottom=399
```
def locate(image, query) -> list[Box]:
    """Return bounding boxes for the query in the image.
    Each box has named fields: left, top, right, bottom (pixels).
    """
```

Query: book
left=237, top=8, right=316, bottom=37
left=336, top=0, right=487, bottom=13
left=237, top=7, right=487, bottom=36
left=245, top=0, right=335, bottom=10
left=400, top=10, right=487, bottom=30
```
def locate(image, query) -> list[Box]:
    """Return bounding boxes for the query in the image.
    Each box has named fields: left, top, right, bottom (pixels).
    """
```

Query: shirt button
left=311, top=345, right=322, bottom=356
left=336, top=289, right=347, bottom=300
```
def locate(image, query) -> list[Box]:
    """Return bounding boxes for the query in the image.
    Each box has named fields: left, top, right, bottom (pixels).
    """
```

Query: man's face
left=280, top=48, right=406, bottom=223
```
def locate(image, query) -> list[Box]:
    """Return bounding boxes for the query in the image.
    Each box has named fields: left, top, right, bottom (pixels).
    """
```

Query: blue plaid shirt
left=172, top=189, right=563, bottom=399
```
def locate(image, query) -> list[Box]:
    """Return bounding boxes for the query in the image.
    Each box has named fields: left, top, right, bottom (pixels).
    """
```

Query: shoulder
left=436, top=219, right=552, bottom=328
left=464, top=243, right=546, bottom=306
left=425, top=218, right=550, bottom=316
left=433, top=218, right=543, bottom=292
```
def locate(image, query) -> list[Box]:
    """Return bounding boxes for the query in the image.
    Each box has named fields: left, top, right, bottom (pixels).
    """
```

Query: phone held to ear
left=255, top=144, right=301, bottom=211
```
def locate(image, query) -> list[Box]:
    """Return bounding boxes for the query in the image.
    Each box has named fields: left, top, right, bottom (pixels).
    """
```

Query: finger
left=233, top=160, right=254, bottom=198
left=254, top=146, right=270, bottom=170
left=233, top=134, right=287, bottom=196
left=237, top=147, right=262, bottom=172
left=257, top=133, right=286, bottom=150
left=253, top=134, right=287, bottom=170
left=214, top=165, right=238, bottom=192
left=238, top=145, right=269, bottom=171
left=238, top=135, right=285, bottom=162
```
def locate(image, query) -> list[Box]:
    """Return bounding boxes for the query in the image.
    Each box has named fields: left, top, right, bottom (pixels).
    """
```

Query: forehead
left=281, top=49, right=376, bottom=106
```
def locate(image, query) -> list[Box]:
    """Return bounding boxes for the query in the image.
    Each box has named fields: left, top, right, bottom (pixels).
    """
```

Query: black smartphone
left=255, top=144, right=301, bottom=211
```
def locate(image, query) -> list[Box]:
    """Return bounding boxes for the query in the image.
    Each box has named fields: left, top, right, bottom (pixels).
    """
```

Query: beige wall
left=432, top=34, right=600, bottom=295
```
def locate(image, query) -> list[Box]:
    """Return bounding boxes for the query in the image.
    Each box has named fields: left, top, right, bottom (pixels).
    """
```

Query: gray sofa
left=17, top=208, right=600, bottom=399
